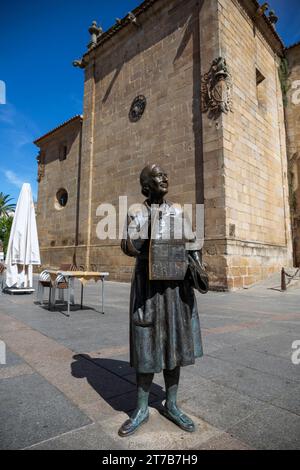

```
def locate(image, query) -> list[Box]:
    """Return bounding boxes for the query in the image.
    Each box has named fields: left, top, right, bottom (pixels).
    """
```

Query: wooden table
left=47, top=270, right=109, bottom=316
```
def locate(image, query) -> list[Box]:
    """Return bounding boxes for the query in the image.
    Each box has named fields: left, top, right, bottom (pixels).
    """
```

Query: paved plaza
left=0, top=275, right=300, bottom=450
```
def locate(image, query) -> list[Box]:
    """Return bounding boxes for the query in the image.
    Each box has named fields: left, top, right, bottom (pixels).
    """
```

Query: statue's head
left=140, top=164, right=169, bottom=199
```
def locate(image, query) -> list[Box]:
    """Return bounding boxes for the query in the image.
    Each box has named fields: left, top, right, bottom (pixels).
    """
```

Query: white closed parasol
left=5, top=183, right=40, bottom=289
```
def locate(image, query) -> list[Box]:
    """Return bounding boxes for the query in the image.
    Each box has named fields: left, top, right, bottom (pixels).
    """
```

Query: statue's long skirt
left=129, top=258, right=203, bottom=374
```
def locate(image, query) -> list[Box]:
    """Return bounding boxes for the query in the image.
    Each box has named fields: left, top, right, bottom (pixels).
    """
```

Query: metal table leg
left=48, top=285, right=52, bottom=311
left=70, top=277, right=75, bottom=305
left=101, top=276, right=104, bottom=314
left=49, top=285, right=56, bottom=310
left=80, top=283, right=84, bottom=309
left=37, top=282, right=41, bottom=303
left=67, top=276, right=70, bottom=317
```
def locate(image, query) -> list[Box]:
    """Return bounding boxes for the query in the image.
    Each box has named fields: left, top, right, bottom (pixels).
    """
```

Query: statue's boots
left=162, top=404, right=195, bottom=432
left=118, top=408, right=149, bottom=437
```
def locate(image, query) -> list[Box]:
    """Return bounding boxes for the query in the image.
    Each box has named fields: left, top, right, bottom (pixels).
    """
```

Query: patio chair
left=37, top=266, right=75, bottom=308
left=49, top=273, right=72, bottom=309
left=50, top=262, right=85, bottom=309
left=37, top=269, right=52, bottom=304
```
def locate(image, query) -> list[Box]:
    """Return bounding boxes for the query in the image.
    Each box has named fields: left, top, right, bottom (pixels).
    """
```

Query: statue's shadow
left=71, top=354, right=165, bottom=417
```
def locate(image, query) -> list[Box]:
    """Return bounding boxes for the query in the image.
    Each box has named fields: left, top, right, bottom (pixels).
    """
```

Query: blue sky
left=0, top=0, right=299, bottom=203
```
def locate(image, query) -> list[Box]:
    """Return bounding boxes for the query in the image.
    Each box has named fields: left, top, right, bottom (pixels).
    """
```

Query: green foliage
left=0, top=215, right=13, bottom=255
left=278, top=57, right=291, bottom=107
left=0, top=192, right=16, bottom=218
left=0, top=192, right=15, bottom=255
left=287, top=165, right=297, bottom=222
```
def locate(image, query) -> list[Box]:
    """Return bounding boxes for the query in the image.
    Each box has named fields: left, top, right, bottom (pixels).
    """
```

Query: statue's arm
left=121, top=238, right=141, bottom=258
left=121, top=212, right=149, bottom=258
left=188, top=248, right=207, bottom=270
left=188, top=249, right=202, bottom=265
left=121, top=215, right=141, bottom=257
left=187, top=249, right=209, bottom=293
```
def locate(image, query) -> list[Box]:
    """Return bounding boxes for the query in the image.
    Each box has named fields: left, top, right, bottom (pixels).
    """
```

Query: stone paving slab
left=178, top=376, right=267, bottom=431
left=61, top=333, right=128, bottom=354
left=226, top=323, right=294, bottom=341
left=209, top=346, right=300, bottom=382
left=69, top=354, right=136, bottom=402
left=270, top=385, right=300, bottom=415
left=0, top=278, right=299, bottom=450
left=199, top=315, right=257, bottom=329
left=0, top=363, right=34, bottom=380
left=201, top=330, right=254, bottom=347
left=197, top=432, right=253, bottom=450
left=77, top=355, right=165, bottom=401
left=183, top=354, right=251, bottom=381
left=227, top=404, right=300, bottom=450
left=25, top=423, right=124, bottom=450
left=25, top=408, right=221, bottom=450
left=208, top=363, right=299, bottom=403
left=0, top=312, right=122, bottom=421
left=240, top=332, right=300, bottom=359
left=96, top=409, right=222, bottom=451
left=0, top=373, right=92, bottom=450
left=1, top=348, right=25, bottom=368
left=84, top=355, right=134, bottom=377
left=2, top=304, right=129, bottom=354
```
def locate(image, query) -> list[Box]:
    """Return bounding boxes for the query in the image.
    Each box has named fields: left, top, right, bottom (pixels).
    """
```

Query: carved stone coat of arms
left=201, top=57, right=233, bottom=120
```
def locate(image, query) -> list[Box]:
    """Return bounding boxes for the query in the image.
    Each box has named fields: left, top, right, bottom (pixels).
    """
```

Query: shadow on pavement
left=71, top=354, right=165, bottom=416
left=34, top=301, right=97, bottom=314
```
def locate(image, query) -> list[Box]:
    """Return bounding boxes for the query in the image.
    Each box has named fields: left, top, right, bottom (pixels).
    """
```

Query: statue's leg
left=118, top=372, right=153, bottom=437
left=162, top=367, right=195, bottom=432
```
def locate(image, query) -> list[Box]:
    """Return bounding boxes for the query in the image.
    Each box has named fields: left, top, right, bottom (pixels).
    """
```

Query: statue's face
left=148, top=165, right=169, bottom=197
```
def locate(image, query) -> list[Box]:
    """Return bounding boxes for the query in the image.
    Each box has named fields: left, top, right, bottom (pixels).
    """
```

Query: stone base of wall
left=39, top=239, right=293, bottom=290
left=225, top=240, right=293, bottom=290
left=202, top=239, right=293, bottom=291
left=203, top=240, right=228, bottom=291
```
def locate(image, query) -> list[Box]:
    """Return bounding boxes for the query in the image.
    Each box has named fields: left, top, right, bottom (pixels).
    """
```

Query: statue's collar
left=144, top=199, right=172, bottom=210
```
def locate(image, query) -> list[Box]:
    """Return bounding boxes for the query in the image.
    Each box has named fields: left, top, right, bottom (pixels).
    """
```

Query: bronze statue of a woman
left=119, top=164, right=207, bottom=437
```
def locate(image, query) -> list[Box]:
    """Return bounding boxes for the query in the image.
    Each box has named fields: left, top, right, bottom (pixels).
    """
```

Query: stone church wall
left=286, top=44, right=300, bottom=266
left=35, top=0, right=294, bottom=289
left=213, top=0, right=293, bottom=289
left=36, top=118, right=82, bottom=268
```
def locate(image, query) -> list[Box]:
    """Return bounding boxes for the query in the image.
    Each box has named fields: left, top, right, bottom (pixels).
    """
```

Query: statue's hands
left=188, top=250, right=206, bottom=270
left=121, top=214, right=149, bottom=257
left=187, top=249, right=209, bottom=293
left=189, top=250, right=201, bottom=263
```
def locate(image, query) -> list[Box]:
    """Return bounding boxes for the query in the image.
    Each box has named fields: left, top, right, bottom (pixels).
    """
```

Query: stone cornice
left=237, top=0, right=285, bottom=56
left=79, top=0, right=286, bottom=63
left=82, top=0, right=159, bottom=62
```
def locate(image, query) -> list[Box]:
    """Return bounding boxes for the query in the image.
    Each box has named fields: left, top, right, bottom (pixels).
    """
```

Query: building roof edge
left=34, top=115, right=83, bottom=146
